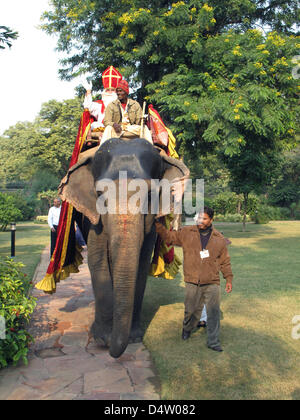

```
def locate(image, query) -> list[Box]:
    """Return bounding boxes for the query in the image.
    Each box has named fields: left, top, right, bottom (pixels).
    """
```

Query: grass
left=0, top=222, right=49, bottom=280
left=142, top=221, right=300, bottom=400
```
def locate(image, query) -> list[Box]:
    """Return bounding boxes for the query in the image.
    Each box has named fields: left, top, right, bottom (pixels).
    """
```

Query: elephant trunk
left=107, top=214, right=144, bottom=358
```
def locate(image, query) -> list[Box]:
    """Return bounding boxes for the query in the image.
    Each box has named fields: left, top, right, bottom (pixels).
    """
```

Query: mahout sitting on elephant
left=59, top=138, right=189, bottom=358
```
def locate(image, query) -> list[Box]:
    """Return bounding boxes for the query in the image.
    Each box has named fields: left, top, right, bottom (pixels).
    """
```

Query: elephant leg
left=130, top=224, right=156, bottom=343
left=87, top=226, right=113, bottom=347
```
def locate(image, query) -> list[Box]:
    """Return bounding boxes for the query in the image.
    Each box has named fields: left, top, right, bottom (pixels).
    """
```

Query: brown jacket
left=103, top=98, right=143, bottom=127
left=155, top=222, right=233, bottom=286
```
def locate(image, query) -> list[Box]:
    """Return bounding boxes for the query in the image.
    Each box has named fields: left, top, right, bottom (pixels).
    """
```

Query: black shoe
left=182, top=329, right=191, bottom=340
left=197, top=321, right=207, bottom=329
left=208, top=345, right=223, bottom=352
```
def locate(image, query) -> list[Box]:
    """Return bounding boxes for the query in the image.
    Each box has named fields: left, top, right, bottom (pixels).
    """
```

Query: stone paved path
left=0, top=246, right=160, bottom=400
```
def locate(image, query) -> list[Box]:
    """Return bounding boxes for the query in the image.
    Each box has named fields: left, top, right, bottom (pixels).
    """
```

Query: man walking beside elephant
left=155, top=207, right=233, bottom=352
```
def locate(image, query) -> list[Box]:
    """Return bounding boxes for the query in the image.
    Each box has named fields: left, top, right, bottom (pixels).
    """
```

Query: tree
left=0, top=193, right=22, bottom=231
left=30, top=98, right=83, bottom=177
left=0, top=97, right=83, bottom=186
left=38, top=190, right=59, bottom=212
left=40, top=0, right=299, bottom=96
left=148, top=29, right=299, bottom=153
left=183, top=150, right=231, bottom=197
left=268, top=147, right=300, bottom=207
left=0, top=122, right=39, bottom=185
left=222, top=146, right=281, bottom=230
left=146, top=28, right=299, bottom=229
left=0, top=26, right=18, bottom=50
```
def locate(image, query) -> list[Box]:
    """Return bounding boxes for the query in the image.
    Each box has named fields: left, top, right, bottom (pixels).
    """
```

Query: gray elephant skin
left=59, top=138, right=189, bottom=358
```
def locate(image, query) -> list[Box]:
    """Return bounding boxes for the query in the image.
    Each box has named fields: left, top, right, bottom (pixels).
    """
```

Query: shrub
left=251, top=204, right=283, bottom=224
left=30, top=170, right=60, bottom=195
left=290, top=202, right=300, bottom=219
left=294, top=210, right=300, bottom=220
left=278, top=207, right=291, bottom=220
left=0, top=192, right=23, bottom=231
left=7, top=192, right=35, bottom=221
left=211, top=192, right=239, bottom=215
left=210, top=192, right=259, bottom=216
left=214, top=213, right=251, bottom=223
left=0, top=257, right=36, bottom=368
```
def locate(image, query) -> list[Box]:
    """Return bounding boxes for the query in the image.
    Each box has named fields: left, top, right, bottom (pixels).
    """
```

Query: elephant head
left=59, top=138, right=189, bottom=358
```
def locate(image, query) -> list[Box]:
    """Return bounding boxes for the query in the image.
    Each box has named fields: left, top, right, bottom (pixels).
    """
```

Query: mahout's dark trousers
left=183, top=283, right=221, bottom=349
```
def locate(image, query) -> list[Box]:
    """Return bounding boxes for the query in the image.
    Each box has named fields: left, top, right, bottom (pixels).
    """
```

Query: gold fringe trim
left=35, top=246, right=84, bottom=294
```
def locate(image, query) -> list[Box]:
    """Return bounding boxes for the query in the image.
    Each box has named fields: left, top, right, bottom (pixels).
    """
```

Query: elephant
left=59, top=138, right=190, bottom=358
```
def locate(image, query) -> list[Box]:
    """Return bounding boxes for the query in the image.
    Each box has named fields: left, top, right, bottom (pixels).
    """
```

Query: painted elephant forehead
left=92, top=138, right=163, bottom=181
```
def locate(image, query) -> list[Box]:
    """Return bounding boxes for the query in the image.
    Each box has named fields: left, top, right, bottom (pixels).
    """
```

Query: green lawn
left=142, top=221, right=300, bottom=400
left=0, top=222, right=49, bottom=280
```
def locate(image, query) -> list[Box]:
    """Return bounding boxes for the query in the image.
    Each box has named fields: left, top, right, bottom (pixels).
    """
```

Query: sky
left=0, top=0, right=80, bottom=135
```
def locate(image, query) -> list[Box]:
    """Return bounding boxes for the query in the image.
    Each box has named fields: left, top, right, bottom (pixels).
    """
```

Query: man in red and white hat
left=82, top=66, right=123, bottom=131
left=102, top=79, right=153, bottom=144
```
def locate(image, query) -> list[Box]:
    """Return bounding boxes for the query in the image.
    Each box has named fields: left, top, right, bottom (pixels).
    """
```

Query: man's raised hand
left=81, top=78, right=93, bottom=92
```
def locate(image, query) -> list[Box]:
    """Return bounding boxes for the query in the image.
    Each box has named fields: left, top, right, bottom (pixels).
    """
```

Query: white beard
left=102, top=91, right=117, bottom=108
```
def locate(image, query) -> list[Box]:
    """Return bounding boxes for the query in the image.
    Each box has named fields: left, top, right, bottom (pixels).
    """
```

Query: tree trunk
left=237, top=197, right=241, bottom=214
left=242, top=192, right=248, bottom=232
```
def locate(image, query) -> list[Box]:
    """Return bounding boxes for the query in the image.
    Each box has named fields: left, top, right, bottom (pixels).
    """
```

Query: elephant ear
left=158, top=151, right=190, bottom=218
left=59, top=153, right=99, bottom=225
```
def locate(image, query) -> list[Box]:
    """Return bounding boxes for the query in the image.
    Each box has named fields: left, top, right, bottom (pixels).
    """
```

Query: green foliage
left=209, top=190, right=259, bottom=216
left=0, top=26, right=18, bottom=50
left=148, top=30, right=299, bottom=158
left=29, top=171, right=60, bottom=195
left=214, top=213, right=251, bottom=223
left=40, top=0, right=299, bottom=92
left=0, top=98, right=83, bottom=187
left=211, top=191, right=240, bottom=215
left=39, top=1, right=299, bottom=159
left=6, top=192, right=35, bottom=221
left=0, top=193, right=23, bottom=231
left=290, top=201, right=300, bottom=219
left=0, top=258, right=36, bottom=368
left=268, top=148, right=300, bottom=207
left=32, top=99, right=83, bottom=177
left=185, top=152, right=231, bottom=196
left=37, top=190, right=59, bottom=215
left=251, top=203, right=281, bottom=223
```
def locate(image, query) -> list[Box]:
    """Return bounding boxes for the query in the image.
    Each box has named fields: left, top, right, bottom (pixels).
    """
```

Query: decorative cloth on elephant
left=149, top=213, right=182, bottom=280
left=101, top=98, right=153, bottom=145
left=83, top=66, right=122, bottom=132
left=147, top=110, right=182, bottom=280
left=35, top=111, right=92, bottom=293
left=147, top=105, right=178, bottom=159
